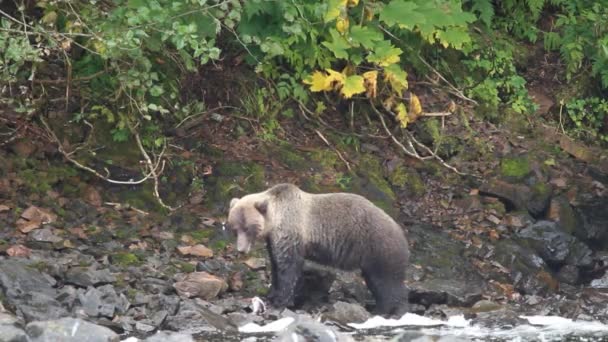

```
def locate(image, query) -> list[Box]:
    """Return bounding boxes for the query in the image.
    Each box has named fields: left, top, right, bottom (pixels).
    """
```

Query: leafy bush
left=565, top=97, right=608, bottom=143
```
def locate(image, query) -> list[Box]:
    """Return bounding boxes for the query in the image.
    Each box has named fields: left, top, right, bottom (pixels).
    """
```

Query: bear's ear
left=254, top=200, right=268, bottom=215
left=229, top=198, right=239, bottom=210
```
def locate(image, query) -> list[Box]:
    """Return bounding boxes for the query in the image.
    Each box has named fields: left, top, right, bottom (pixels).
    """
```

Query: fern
left=470, top=0, right=494, bottom=27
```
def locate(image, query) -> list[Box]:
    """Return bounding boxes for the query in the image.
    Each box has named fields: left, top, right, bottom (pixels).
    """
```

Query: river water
left=193, top=313, right=608, bottom=342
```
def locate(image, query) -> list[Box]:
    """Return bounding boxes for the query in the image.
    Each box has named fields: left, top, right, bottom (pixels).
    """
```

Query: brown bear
left=226, top=183, right=410, bottom=315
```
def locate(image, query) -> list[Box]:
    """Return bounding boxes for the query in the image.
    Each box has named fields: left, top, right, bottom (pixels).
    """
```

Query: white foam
left=348, top=312, right=452, bottom=329
left=239, top=317, right=296, bottom=333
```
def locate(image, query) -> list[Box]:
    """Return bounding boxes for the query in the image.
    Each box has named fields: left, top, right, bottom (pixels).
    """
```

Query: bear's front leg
left=267, top=238, right=304, bottom=309
left=265, top=237, right=280, bottom=302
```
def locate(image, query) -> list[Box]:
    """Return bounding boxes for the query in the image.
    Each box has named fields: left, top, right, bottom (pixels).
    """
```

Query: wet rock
left=410, top=278, right=482, bottom=307
left=479, top=179, right=551, bottom=218
left=173, top=272, right=228, bottom=300
left=0, top=324, right=27, bottom=342
left=275, top=316, right=352, bottom=342
left=177, top=244, right=213, bottom=258
left=406, top=223, right=484, bottom=307
left=471, top=300, right=503, bottom=313
left=547, top=196, right=580, bottom=235
left=227, top=312, right=264, bottom=326
left=78, top=287, right=116, bottom=318
left=65, top=267, right=116, bottom=287
left=493, top=239, right=556, bottom=295
left=0, top=312, right=26, bottom=342
left=144, top=330, right=194, bottom=342
left=517, top=221, right=593, bottom=268
left=25, top=317, right=119, bottom=342
left=590, top=272, right=608, bottom=288
left=471, top=308, right=528, bottom=329
left=0, top=259, right=68, bottom=320
left=503, top=212, right=534, bottom=229
left=575, top=200, right=608, bottom=249
left=322, top=301, right=370, bottom=324
left=135, top=321, right=155, bottom=333
left=164, top=299, right=236, bottom=334
left=556, top=264, right=580, bottom=285
left=243, top=258, right=266, bottom=270
left=29, top=227, right=62, bottom=243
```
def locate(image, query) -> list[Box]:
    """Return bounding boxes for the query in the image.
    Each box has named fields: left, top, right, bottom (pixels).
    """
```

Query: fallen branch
left=132, top=129, right=181, bottom=212
left=40, top=116, right=164, bottom=185
left=417, top=54, right=478, bottom=106
left=314, top=129, right=352, bottom=171
left=369, top=100, right=471, bottom=176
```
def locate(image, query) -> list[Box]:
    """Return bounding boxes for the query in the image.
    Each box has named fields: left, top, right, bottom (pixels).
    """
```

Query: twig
left=33, top=70, right=105, bottom=85
left=297, top=101, right=388, bottom=139
left=417, top=54, right=478, bottom=106
left=104, top=202, right=149, bottom=216
left=314, top=129, right=352, bottom=171
left=422, top=111, right=452, bottom=117
left=132, top=128, right=181, bottom=212
left=40, top=116, right=164, bottom=185
left=369, top=100, right=470, bottom=176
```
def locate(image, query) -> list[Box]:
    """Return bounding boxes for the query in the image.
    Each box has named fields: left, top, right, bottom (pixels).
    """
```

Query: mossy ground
left=500, top=156, right=531, bottom=181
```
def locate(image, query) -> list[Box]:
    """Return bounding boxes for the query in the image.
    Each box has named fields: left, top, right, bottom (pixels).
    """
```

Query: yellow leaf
left=409, top=93, right=423, bottom=120
left=348, top=0, right=359, bottom=6
left=340, top=75, right=366, bottom=99
left=363, top=7, right=375, bottom=22
left=363, top=70, right=378, bottom=98
left=383, top=65, right=408, bottom=95
left=396, top=103, right=408, bottom=128
left=324, top=0, right=348, bottom=23
left=303, top=71, right=333, bottom=92
left=325, top=68, right=346, bottom=91
left=336, top=17, right=349, bottom=34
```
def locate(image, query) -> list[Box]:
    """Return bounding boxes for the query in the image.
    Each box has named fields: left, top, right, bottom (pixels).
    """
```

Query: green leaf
left=435, top=27, right=472, bottom=49
left=349, top=25, right=383, bottom=49
left=324, top=0, right=345, bottom=23
left=341, top=75, right=366, bottom=98
left=367, top=40, right=402, bottom=66
left=322, top=29, right=350, bottom=59
left=379, top=0, right=424, bottom=29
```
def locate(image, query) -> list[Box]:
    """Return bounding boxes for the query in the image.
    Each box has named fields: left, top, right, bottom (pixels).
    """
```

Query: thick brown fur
left=226, top=183, right=410, bottom=315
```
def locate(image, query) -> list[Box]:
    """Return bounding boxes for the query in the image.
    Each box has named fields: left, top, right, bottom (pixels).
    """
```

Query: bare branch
left=314, top=129, right=352, bottom=171
left=40, top=116, right=163, bottom=185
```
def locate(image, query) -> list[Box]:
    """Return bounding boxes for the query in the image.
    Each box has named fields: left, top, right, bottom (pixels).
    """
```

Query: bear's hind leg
left=363, top=270, right=408, bottom=317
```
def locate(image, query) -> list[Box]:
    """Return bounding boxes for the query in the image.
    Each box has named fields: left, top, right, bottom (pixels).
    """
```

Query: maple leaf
left=396, top=103, right=409, bottom=128
left=322, top=29, right=350, bottom=59
left=303, top=71, right=333, bottom=92
left=341, top=75, right=365, bottom=98
left=379, top=0, right=425, bottom=29
left=367, top=40, right=402, bottom=66
left=363, top=70, right=378, bottom=98
left=383, top=64, right=408, bottom=94
left=325, top=68, right=346, bottom=90
left=349, top=25, right=383, bottom=49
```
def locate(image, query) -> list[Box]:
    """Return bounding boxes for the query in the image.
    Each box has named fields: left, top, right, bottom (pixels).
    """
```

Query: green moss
left=204, top=160, right=266, bottom=213
left=212, top=240, right=228, bottom=251
left=189, top=229, right=215, bottom=242
left=110, top=252, right=141, bottom=267
left=308, top=149, right=339, bottom=169
left=485, top=201, right=507, bottom=216
left=272, top=144, right=309, bottom=170
left=256, top=286, right=269, bottom=296
left=175, top=261, right=196, bottom=273
left=27, top=261, right=50, bottom=273
left=500, top=156, right=530, bottom=180
left=389, top=167, right=426, bottom=196
left=114, top=226, right=137, bottom=240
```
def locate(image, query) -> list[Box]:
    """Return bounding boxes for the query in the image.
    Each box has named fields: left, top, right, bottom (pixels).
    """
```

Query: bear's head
left=226, top=196, right=269, bottom=253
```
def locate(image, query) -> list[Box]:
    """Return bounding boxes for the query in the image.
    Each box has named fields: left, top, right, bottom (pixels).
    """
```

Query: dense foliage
left=1, top=0, right=607, bottom=145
